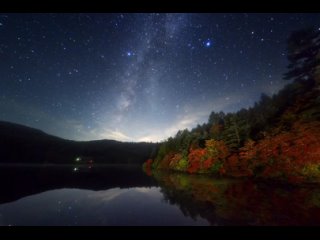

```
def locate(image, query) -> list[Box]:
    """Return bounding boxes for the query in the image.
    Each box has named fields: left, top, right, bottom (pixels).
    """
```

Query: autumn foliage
left=142, top=159, right=153, bottom=176
left=187, top=148, right=206, bottom=173
left=144, top=116, right=320, bottom=183
left=144, top=117, right=320, bottom=183
left=144, top=118, right=320, bottom=184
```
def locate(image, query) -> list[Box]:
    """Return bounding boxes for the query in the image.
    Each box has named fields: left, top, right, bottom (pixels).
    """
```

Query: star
left=205, top=40, right=212, bottom=47
left=1, top=13, right=319, bottom=143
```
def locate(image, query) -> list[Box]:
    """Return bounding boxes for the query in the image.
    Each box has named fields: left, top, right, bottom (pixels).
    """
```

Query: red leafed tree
left=144, top=159, right=153, bottom=176
left=203, top=158, right=215, bottom=170
left=237, top=120, right=320, bottom=182
left=187, top=148, right=207, bottom=173
left=225, top=153, right=240, bottom=176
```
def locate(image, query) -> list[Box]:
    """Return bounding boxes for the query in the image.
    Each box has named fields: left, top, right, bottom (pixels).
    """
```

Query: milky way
left=0, top=13, right=319, bottom=142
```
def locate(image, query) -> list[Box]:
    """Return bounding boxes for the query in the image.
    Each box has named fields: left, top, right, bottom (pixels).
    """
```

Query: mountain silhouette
left=0, top=121, right=158, bottom=164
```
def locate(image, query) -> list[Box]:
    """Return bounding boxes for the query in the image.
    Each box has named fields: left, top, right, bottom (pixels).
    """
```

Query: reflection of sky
left=0, top=187, right=209, bottom=226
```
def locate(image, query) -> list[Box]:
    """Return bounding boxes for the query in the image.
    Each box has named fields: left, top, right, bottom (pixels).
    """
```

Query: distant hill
left=0, top=121, right=158, bottom=164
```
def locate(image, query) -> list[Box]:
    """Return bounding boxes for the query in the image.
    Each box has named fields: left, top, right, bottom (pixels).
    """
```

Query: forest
left=143, top=28, right=320, bottom=184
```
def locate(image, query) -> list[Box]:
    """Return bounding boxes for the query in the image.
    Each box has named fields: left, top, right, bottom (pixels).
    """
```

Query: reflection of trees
left=154, top=171, right=234, bottom=225
left=153, top=171, right=320, bottom=225
left=161, top=188, right=199, bottom=221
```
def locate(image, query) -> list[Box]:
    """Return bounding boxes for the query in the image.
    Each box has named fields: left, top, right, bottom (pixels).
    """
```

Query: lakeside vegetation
left=144, top=28, right=320, bottom=184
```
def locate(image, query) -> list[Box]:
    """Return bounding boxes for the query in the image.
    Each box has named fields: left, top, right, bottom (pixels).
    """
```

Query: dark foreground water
left=0, top=165, right=320, bottom=226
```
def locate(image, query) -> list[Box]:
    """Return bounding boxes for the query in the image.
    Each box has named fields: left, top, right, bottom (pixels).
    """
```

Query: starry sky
left=1, top=13, right=320, bottom=142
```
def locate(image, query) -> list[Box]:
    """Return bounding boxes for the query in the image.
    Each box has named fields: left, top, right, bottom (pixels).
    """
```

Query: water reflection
left=1, top=166, right=320, bottom=225
left=0, top=165, right=157, bottom=204
left=152, top=171, right=320, bottom=225
left=0, top=187, right=209, bottom=226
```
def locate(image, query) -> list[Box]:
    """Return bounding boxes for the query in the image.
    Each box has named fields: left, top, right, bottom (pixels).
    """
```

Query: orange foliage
left=187, top=148, right=207, bottom=173
left=153, top=116, right=320, bottom=184
left=221, top=120, right=320, bottom=182
left=144, top=159, right=153, bottom=176
left=169, top=153, right=183, bottom=169
left=239, top=139, right=256, bottom=162
left=241, top=121, right=320, bottom=182
left=157, top=152, right=175, bottom=169
left=225, top=154, right=240, bottom=175
left=203, top=158, right=215, bottom=170
left=205, top=139, right=229, bottom=160
left=219, top=166, right=226, bottom=175
left=187, top=140, right=229, bottom=174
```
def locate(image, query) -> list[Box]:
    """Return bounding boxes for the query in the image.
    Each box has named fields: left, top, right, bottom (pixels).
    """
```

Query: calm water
left=0, top=165, right=320, bottom=226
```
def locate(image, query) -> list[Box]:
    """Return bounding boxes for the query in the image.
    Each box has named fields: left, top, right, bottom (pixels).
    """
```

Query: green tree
left=222, top=114, right=241, bottom=151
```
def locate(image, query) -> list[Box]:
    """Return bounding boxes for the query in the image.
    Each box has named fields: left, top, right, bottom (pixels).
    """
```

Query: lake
left=0, top=165, right=320, bottom=226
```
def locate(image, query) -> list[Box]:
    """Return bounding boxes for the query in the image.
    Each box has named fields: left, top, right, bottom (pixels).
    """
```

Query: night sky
left=1, top=13, right=319, bottom=142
